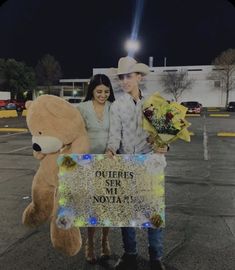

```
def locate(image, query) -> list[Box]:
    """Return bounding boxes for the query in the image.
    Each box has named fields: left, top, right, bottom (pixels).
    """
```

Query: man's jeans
left=121, top=227, right=164, bottom=260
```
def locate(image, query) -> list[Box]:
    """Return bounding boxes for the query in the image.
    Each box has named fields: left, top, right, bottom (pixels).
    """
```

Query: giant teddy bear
left=22, top=95, right=90, bottom=256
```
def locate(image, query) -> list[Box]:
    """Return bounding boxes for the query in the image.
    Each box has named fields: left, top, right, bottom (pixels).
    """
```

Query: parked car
left=181, top=101, right=203, bottom=114
left=0, top=100, right=8, bottom=110
left=64, top=97, right=84, bottom=106
left=5, top=102, right=16, bottom=110
left=226, top=101, right=235, bottom=112
left=4, top=100, right=26, bottom=110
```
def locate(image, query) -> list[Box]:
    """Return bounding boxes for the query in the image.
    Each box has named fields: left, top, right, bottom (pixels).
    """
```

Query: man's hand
left=146, top=135, right=155, bottom=145
left=105, top=148, right=116, bottom=158
left=153, top=145, right=169, bottom=154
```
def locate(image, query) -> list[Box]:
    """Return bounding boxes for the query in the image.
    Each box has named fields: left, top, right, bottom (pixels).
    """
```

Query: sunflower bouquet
left=143, top=92, right=191, bottom=147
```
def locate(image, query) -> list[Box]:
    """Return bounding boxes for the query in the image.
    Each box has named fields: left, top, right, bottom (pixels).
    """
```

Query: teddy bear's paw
left=54, top=242, right=81, bottom=257
left=52, top=237, right=82, bottom=256
left=51, top=226, right=82, bottom=256
left=22, top=203, right=48, bottom=227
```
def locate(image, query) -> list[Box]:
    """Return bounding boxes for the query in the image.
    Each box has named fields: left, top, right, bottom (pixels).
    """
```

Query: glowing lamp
left=142, top=222, right=151, bottom=228
left=88, top=217, right=98, bottom=225
left=125, top=39, right=140, bottom=53
left=82, top=154, right=92, bottom=160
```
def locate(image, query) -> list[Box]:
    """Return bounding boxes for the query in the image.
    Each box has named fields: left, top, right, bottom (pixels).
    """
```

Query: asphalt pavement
left=0, top=111, right=235, bottom=270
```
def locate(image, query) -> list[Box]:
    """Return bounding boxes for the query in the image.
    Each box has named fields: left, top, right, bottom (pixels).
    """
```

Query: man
left=106, top=56, right=167, bottom=270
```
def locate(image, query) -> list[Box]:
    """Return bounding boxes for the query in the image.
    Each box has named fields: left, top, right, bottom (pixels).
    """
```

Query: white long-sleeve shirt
left=107, top=92, right=152, bottom=154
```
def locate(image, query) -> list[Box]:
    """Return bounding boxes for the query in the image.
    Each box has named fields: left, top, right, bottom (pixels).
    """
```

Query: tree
left=160, top=69, right=194, bottom=101
left=0, top=58, right=5, bottom=87
left=36, top=54, right=62, bottom=94
left=2, top=59, right=36, bottom=99
left=211, top=48, right=235, bottom=106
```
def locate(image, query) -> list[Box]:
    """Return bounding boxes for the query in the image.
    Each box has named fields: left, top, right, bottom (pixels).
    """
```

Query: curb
left=0, top=110, right=27, bottom=118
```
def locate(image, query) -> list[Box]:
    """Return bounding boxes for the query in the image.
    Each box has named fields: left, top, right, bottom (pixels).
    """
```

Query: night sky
left=0, top=0, right=235, bottom=78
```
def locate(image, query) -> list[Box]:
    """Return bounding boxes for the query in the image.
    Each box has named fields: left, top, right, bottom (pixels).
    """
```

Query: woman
left=77, top=74, right=115, bottom=264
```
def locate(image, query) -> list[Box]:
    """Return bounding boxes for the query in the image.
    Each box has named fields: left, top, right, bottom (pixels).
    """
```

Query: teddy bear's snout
left=33, top=143, right=42, bottom=152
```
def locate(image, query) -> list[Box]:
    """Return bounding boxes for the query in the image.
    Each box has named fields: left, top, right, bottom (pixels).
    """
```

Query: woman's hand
left=146, top=136, right=170, bottom=154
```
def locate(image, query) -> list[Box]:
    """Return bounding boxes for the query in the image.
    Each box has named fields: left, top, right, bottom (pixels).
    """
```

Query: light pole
left=164, top=57, right=167, bottom=67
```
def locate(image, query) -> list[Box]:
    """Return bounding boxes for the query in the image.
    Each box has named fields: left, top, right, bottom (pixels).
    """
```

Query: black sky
left=0, top=0, right=235, bottom=78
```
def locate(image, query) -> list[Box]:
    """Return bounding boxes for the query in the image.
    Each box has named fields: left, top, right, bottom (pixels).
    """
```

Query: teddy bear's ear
left=25, top=100, right=33, bottom=109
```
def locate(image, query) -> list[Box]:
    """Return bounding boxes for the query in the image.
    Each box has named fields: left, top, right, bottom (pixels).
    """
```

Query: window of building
left=212, top=68, right=225, bottom=71
left=163, top=69, right=178, bottom=72
left=187, top=69, right=202, bottom=71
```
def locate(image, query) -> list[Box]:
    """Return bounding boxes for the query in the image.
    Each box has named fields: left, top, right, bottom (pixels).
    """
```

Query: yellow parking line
left=22, top=109, right=27, bottom=116
left=0, top=110, right=18, bottom=118
left=209, top=114, right=230, bottom=117
left=186, top=114, right=201, bottom=117
left=0, top=128, right=28, bottom=132
left=217, top=132, right=235, bottom=137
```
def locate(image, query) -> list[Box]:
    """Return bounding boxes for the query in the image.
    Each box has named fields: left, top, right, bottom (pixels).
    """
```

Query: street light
left=125, top=39, right=140, bottom=57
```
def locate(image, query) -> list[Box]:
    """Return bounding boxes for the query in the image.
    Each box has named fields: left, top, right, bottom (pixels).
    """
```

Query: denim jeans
left=121, top=227, right=164, bottom=260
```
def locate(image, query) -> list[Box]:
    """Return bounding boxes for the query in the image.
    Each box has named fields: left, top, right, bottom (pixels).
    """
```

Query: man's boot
left=114, top=253, right=138, bottom=270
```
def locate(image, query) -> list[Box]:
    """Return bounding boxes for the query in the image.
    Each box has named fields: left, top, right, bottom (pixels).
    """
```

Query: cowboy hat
left=109, top=56, right=150, bottom=76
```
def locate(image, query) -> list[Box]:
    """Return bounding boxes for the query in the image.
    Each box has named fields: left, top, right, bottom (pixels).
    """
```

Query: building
left=59, top=79, right=89, bottom=98
left=93, top=65, right=235, bottom=107
left=32, top=79, right=89, bottom=101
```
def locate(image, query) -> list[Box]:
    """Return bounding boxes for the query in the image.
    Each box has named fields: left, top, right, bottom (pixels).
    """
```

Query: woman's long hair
left=84, top=74, right=115, bottom=102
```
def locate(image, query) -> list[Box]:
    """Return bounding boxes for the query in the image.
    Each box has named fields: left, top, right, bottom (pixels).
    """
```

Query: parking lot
left=0, top=110, right=235, bottom=270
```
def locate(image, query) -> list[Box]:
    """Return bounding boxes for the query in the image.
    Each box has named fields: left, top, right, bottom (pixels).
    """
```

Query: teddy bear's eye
left=39, top=131, right=42, bottom=135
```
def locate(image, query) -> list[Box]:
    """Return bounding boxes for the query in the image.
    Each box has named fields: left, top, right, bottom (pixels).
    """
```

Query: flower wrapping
left=142, top=92, right=191, bottom=147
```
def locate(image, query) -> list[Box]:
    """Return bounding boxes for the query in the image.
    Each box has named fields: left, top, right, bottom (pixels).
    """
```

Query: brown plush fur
left=22, top=95, right=90, bottom=256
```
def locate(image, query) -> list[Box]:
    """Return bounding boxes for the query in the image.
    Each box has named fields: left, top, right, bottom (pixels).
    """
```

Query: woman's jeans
left=121, top=227, right=164, bottom=260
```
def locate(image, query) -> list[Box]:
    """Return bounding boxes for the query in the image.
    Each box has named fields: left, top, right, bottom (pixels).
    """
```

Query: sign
left=56, top=154, right=165, bottom=229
